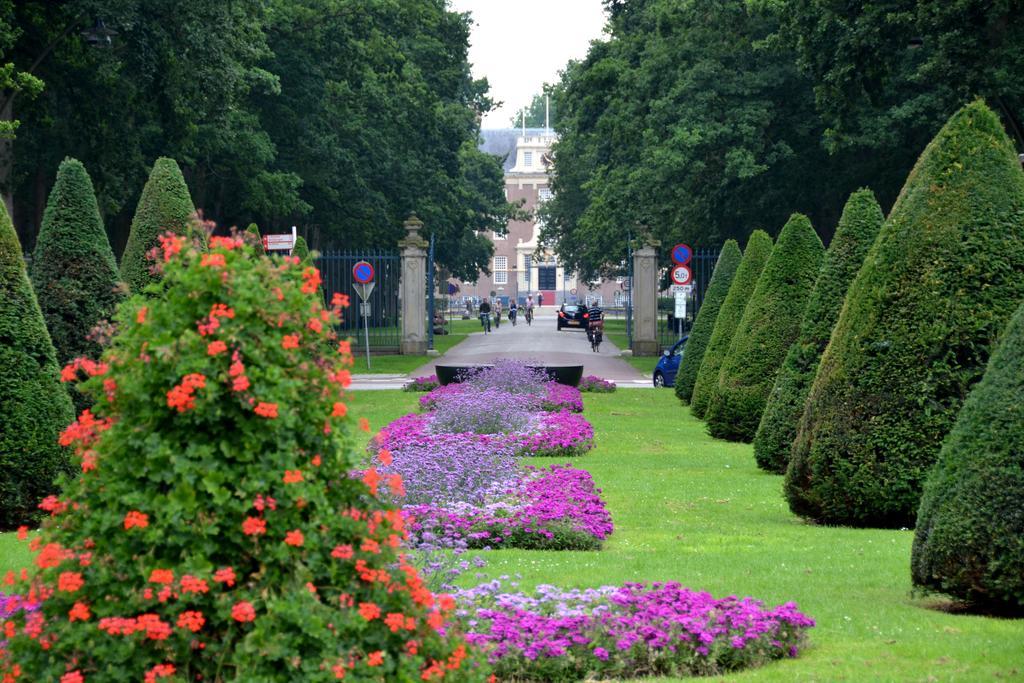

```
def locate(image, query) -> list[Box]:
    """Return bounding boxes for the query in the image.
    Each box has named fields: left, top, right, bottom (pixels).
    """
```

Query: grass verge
left=348, top=318, right=478, bottom=374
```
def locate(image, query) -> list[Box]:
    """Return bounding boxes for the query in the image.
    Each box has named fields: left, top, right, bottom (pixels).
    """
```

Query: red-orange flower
left=367, top=651, right=384, bottom=667
left=311, top=454, right=322, bottom=467
left=254, top=402, right=278, bottom=419
left=68, top=601, right=91, bottom=622
left=359, top=417, right=370, bottom=433
left=358, top=602, right=381, bottom=621
left=301, top=266, right=322, bottom=294
left=231, top=601, right=256, bottom=623
left=331, top=544, right=353, bottom=560
left=60, top=671, right=84, bottom=683
left=166, top=373, right=207, bottom=413
left=213, top=567, right=236, bottom=586
left=281, top=334, right=300, bottom=350
left=176, top=610, right=205, bottom=632
left=284, top=529, right=304, bottom=547
left=57, top=571, right=84, bottom=593
left=388, top=473, right=405, bottom=497
left=149, top=569, right=174, bottom=585
left=207, top=340, right=228, bottom=356
left=332, top=402, right=347, bottom=418
left=200, top=253, right=226, bottom=268
left=123, top=511, right=149, bottom=530
left=144, top=663, right=176, bottom=683
left=180, top=575, right=209, bottom=595
left=136, top=306, right=148, bottom=324
left=307, top=318, right=323, bottom=334
left=242, top=517, right=266, bottom=536
left=332, top=292, right=350, bottom=309
left=283, top=470, right=303, bottom=484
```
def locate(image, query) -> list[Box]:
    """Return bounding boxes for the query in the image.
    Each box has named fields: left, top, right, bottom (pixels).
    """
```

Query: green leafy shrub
left=753, top=191, right=883, bottom=472
left=785, top=101, right=1024, bottom=527
left=705, top=215, right=823, bottom=442
left=690, top=230, right=773, bottom=419
left=911, top=299, right=1024, bottom=611
left=0, top=203, right=75, bottom=530
left=293, top=235, right=311, bottom=261
left=674, top=240, right=741, bottom=404
left=2, top=234, right=484, bottom=680
left=245, top=223, right=264, bottom=254
left=119, top=157, right=201, bottom=293
left=30, top=158, right=123, bottom=410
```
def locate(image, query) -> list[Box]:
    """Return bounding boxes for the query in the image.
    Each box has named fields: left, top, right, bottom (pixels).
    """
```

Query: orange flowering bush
left=0, top=234, right=485, bottom=681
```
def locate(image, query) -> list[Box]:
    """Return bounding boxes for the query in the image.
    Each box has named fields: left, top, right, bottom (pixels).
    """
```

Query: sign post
left=352, top=261, right=375, bottom=370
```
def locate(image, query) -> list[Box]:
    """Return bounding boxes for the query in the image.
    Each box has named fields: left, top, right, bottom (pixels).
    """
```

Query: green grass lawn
left=5, top=388, right=1021, bottom=681
left=604, top=319, right=665, bottom=375
left=348, top=318, right=478, bottom=374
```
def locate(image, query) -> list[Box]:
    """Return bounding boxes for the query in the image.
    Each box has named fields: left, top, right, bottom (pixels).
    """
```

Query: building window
left=538, top=266, right=556, bottom=290
left=538, top=188, right=552, bottom=201
left=523, top=151, right=533, bottom=167
left=524, top=254, right=532, bottom=272
left=493, top=230, right=506, bottom=240
left=494, top=255, right=507, bottom=285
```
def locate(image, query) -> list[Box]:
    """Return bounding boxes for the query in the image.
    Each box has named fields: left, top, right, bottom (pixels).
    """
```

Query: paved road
left=408, top=308, right=652, bottom=386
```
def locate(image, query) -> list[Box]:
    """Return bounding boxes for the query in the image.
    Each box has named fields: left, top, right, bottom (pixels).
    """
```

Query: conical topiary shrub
left=705, top=215, right=824, bottom=442
left=911, top=299, right=1024, bottom=611
left=674, top=240, right=741, bottom=404
left=245, top=223, right=265, bottom=254
left=753, top=190, right=883, bottom=472
left=785, top=101, right=1024, bottom=528
left=30, top=159, right=123, bottom=398
left=690, top=230, right=773, bottom=419
left=1, top=234, right=484, bottom=680
left=0, top=203, right=75, bottom=530
left=120, top=157, right=200, bottom=292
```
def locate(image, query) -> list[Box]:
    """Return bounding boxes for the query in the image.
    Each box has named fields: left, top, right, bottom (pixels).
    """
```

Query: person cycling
left=586, top=305, right=604, bottom=352
left=478, top=299, right=492, bottom=333
left=493, top=300, right=502, bottom=329
left=508, top=301, right=518, bottom=326
left=524, top=295, right=534, bottom=326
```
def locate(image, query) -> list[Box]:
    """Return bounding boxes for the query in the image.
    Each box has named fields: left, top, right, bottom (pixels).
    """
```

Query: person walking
left=537, top=292, right=544, bottom=308
left=493, top=299, right=502, bottom=329
left=478, top=298, right=492, bottom=333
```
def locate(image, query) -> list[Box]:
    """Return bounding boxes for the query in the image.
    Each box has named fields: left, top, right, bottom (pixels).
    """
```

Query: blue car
left=653, top=336, right=688, bottom=387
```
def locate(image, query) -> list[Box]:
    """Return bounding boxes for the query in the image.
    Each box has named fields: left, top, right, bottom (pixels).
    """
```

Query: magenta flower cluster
left=403, top=374, right=439, bottom=392
left=419, top=380, right=584, bottom=415
left=511, top=410, right=593, bottom=458
left=578, top=375, right=617, bottom=393
left=405, top=464, right=614, bottom=550
left=453, top=580, right=815, bottom=679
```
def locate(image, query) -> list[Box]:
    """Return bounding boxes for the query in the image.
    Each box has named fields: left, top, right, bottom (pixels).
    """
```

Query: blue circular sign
left=672, top=243, right=693, bottom=265
left=352, top=261, right=375, bottom=284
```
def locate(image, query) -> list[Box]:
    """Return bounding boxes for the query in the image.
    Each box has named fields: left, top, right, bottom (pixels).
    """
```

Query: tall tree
left=510, top=85, right=559, bottom=129
left=0, top=201, right=74, bottom=530
left=785, top=102, right=1024, bottom=528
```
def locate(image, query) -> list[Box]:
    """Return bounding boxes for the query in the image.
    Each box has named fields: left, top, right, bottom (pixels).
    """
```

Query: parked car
left=653, top=336, right=688, bottom=387
left=557, top=303, right=589, bottom=331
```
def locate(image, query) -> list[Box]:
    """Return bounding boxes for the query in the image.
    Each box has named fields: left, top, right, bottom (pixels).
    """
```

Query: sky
left=448, top=0, right=608, bottom=129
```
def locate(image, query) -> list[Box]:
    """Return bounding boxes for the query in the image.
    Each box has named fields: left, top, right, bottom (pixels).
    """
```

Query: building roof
left=479, top=128, right=553, bottom=172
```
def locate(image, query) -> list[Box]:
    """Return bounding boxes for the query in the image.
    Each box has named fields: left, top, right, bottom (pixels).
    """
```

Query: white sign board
left=353, top=282, right=376, bottom=301
left=359, top=302, right=371, bottom=318
left=263, top=234, right=296, bottom=251
left=669, top=284, right=694, bottom=295
left=674, top=291, right=687, bottom=319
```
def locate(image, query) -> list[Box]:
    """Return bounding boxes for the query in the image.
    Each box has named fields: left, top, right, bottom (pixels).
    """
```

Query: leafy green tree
left=2, top=236, right=484, bottom=679
left=690, top=230, right=773, bottom=419
left=511, top=85, right=559, bottom=128
left=30, top=158, right=122, bottom=374
left=785, top=102, right=1024, bottom=528
left=705, top=215, right=823, bottom=442
left=911, top=299, right=1024, bottom=612
left=753, top=190, right=883, bottom=473
left=674, top=239, right=741, bottom=403
left=0, top=201, right=74, bottom=530
left=119, top=157, right=198, bottom=293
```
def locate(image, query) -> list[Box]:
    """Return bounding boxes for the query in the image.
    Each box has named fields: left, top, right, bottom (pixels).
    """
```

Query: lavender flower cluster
left=403, top=374, right=439, bottom=392
left=419, top=378, right=584, bottom=415
left=429, top=387, right=535, bottom=435
left=578, top=375, right=617, bottom=393
left=0, top=592, right=38, bottom=650
left=453, top=580, right=815, bottom=680
left=512, top=410, right=594, bottom=458
left=405, top=465, right=614, bottom=551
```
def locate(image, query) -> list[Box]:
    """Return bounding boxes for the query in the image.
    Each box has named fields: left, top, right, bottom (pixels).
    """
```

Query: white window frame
left=523, top=151, right=533, bottom=167
left=493, top=255, right=508, bottom=285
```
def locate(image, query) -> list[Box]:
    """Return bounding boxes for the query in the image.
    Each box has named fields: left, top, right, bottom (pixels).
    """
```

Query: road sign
left=669, top=284, right=694, bottom=295
left=359, top=302, right=371, bottom=318
left=263, top=234, right=296, bottom=251
left=671, top=265, right=692, bottom=286
left=352, top=261, right=375, bottom=284
left=353, top=282, right=376, bottom=301
left=674, top=291, right=687, bottom=319
left=671, top=243, right=693, bottom=265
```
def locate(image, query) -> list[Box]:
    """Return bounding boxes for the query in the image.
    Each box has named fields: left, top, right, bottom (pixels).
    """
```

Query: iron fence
left=656, top=247, right=721, bottom=349
left=316, top=249, right=401, bottom=352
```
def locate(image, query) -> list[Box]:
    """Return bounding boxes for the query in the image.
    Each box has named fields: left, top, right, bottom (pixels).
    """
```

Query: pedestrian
left=525, top=295, right=534, bottom=326
left=537, top=292, right=544, bottom=308
left=493, top=299, right=502, bottom=328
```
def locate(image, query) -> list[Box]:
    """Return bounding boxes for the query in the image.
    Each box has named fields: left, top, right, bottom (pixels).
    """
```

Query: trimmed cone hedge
left=120, top=157, right=199, bottom=292
left=690, top=230, right=773, bottom=419
left=674, top=240, right=741, bottom=404
left=245, top=223, right=264, bottom=254
left=785, top=101, right=1024, bottom=528
left=911, top=299, right=1024, bottom=611
left=30, top=159, right=122, bottom=384
left=0, top=203, right=76, bottom=530
left=753, top=190, right=883, bottom=472
left=705, top=215, right=823, bottom=442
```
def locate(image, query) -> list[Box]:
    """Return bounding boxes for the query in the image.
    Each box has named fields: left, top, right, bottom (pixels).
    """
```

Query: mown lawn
left=351, top=388, right=1024, bottom=682
left=5, top=388, right=1021, bottom=681
left=348, top=318, right=477, bottom=374
left=603, top=319, right=664, bottom=375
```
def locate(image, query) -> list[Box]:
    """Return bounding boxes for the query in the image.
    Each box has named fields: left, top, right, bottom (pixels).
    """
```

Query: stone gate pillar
left=632, top=237, right=660, bottom=356
left=399, top=214, right=428, bottom=355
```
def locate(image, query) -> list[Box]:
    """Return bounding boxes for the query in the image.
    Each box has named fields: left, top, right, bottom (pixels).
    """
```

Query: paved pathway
left=408, top=308, right=651, bottom=387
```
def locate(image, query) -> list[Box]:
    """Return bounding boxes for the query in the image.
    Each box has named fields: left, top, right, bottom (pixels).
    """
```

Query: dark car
left=653, top=336, right=688, bottom=387
left=557, top=304, right=589, bottom=331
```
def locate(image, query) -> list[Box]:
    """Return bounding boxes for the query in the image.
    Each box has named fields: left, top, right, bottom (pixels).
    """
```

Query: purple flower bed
left=513, top=410, right=594, bottom=458
left=579, top=375, right=617, bottom=393
left=454, top=580, right=815, bottom=680
left=405, top=465, right=613, bottom=550
left=1, top=592, right=39, bottom=650
left=430, top=387, right=536, bottom=435
left=403, top=374, right=439, bottom=392
left=542, top=383, right=584, bottom=412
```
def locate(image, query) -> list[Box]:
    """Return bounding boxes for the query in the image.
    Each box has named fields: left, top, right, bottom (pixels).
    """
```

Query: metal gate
left=316, top=249, right=401, bottom=352
left=656, top=246, right=721, bottom=348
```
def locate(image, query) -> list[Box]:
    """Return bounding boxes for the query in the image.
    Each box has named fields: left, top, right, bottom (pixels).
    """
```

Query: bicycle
left=479, top=312, right=491, bottom=334
left=509, top=308, right=518, bottom=326
left=524, top=306, right=533, bottom=326
left=587, top=308, right=604, bottom=352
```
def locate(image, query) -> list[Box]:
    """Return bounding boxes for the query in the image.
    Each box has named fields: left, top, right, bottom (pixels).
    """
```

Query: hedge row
left=705, top=214, right=823, bottom=442
left=753, top=190, right=884, bottom=472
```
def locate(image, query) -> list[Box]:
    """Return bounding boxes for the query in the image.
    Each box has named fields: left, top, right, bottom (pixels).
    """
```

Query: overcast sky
left=448, top=0, right=608, bottom=129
